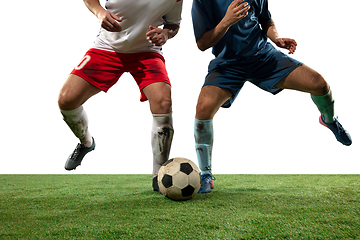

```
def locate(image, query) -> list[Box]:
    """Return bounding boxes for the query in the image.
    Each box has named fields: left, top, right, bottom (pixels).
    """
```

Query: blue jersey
left=192, top=0, right=271, bottom=67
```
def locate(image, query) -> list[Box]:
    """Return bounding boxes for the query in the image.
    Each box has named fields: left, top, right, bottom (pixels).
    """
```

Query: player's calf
left=152, top=113, right=174, bottom=192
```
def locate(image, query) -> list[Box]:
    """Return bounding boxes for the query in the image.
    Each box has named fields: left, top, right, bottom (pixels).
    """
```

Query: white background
left=1, top=0, right=359, bottom=174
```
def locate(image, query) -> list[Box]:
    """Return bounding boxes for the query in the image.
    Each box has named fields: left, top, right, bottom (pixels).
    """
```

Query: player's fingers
left=240, top=5, right=250, bottom=15
left=103, top=23, right=120, bottom=32
left=147, top=33, right=158, bottom=41
left=284, top=40, right=296, bottom=54
left=284, top=38, right=297, bottom=46
left=110, top=22, right=122, bottom=32
left=230, top=0, right=240, bottom=8
left=234, top=1, right=249, bottom=11
left=149, top=34, right=166, bottom=46
left=148, top=39, right=160, bottom=46
left=110, top=12, right=122, bottom=22
left=102, top=21, right=113, bottom=30
left=108, top=19, right=122, bottom=32
left=289, top=45, right=296, bottom=54
left=236, top=3, right=250, bottom=17
left=147, top=35, right=157, bottom=43
left=106, top=23, right=121, bottom=32
left=238, top=11, right=248, bottom=19
left=100, top=12, right=122, bottom=32
left=146, top=30, right=156, bottom=36
left=146, top=26, right=161, bottom=36
left=102, top=18, right=122, bottom=32
left=155, top=39, right=165, bottom=46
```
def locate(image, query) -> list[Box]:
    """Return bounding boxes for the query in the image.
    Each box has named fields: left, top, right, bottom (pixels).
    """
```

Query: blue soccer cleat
left=198, top=174, right=215, bottom=193
left=319, top=116, right=352, bottom=146
left=65, top=137, right=95, bottom=170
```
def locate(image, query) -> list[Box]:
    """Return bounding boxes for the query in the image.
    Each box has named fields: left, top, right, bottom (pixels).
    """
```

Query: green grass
left=0, top=175, right=359, bottom=239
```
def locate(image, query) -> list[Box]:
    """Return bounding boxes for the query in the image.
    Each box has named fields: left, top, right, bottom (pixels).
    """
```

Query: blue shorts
left=204, top=43, right=303, bottom=108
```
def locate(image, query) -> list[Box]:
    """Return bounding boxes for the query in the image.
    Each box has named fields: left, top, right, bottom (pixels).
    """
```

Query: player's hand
left=146, top=25, right=168, bottom=46
left=275, top=38, right=297, bottom=54
left=223, top=0, right=250, bottom=27
left=97, top=9, right=122, bottom=32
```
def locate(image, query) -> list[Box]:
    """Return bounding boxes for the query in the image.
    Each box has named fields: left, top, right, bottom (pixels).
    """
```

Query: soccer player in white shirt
left=58, top=0, right=182, bottom=191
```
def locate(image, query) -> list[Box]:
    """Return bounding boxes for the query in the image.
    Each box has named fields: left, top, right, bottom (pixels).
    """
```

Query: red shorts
left=71, top=48, right=170, bottom=102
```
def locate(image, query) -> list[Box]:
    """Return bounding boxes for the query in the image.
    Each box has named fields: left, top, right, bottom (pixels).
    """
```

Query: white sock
left=151, top=112, right=174, bottom=178
left=61, top=106, right=93, bottom=147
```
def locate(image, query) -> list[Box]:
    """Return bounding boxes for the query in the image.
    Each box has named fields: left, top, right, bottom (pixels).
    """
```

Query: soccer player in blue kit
left=192, top=0, right=352, bottom=193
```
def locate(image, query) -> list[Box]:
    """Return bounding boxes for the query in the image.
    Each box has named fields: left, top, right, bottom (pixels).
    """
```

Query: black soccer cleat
left=65, top=138, right=95, bottom=170
left=153, top=176, right=161, bottom=193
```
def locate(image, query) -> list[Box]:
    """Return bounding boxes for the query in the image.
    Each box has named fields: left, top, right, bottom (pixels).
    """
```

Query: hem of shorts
left=269, top=62, right=304, bottom=95
left=139, top=80, right=171, bottom=102
left=212, top=62, right=304, bottom=108
left=199, top=83, right=234, bottom=108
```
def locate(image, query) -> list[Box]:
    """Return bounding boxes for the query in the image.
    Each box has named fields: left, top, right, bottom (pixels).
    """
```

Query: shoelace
left=334, top=118, right=345, bottom=134
left=70, top=144, right=85, bottom=160
left=201, top=174, right=216, bottom=183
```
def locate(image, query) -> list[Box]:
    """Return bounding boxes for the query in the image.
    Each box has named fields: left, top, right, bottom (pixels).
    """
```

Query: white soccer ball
left=158, top=157, right=201, bottom=201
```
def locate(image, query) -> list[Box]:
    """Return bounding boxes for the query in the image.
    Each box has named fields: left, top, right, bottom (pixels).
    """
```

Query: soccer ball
left=158, top=157, right=201, bottom=201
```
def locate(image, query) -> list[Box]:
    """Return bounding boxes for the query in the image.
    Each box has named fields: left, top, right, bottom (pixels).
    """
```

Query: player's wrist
left=163, top=24, right=179, bottom=39
left=94, top=7, right=107, bottom=19
left=162, top=29, right=170, bottom=40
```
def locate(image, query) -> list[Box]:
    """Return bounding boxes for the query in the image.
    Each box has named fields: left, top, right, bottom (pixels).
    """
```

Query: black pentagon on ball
left=181, top=185, right=195, bottom=197
left=162, top=174, right=173, bottom=188
left=180, top=162, right=193, bottom=175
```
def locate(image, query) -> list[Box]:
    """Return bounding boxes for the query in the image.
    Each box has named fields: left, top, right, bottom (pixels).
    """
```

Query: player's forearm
left=197, top=21, right=230, bottom=51
left=163, top=24, right=180, bottom=40
left=83, top=0, right=105, bottom=18
left=262, top=19, right=279, bottom=43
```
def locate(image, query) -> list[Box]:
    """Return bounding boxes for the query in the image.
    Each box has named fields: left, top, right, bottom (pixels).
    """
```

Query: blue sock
left=194, top=118, right=213, bottom=175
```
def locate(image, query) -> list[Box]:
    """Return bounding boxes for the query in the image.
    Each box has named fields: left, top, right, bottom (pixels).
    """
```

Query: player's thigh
left=142, top=82, right=172, bottom=114
left=196, top=85, right=232, bottom=120
left=58, top=74, right=101, bottom=111
left=274, top=64, right=329, bottom=96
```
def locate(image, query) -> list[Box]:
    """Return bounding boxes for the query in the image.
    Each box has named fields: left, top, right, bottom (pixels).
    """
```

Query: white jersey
left=93, top=0, right=183, bottom=54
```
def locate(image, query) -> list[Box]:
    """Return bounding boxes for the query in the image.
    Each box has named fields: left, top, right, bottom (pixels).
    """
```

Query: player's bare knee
left=58, top=92, right=77, bottom=111
left=163, top=98, right=172, bottom=110
left=151, top=97, right=172, bottom=114
left=57, top=92, right=67, bottom=110
left=311, top=72, right=329, bottom=96
left=196, top=101, right=213, bottom=120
